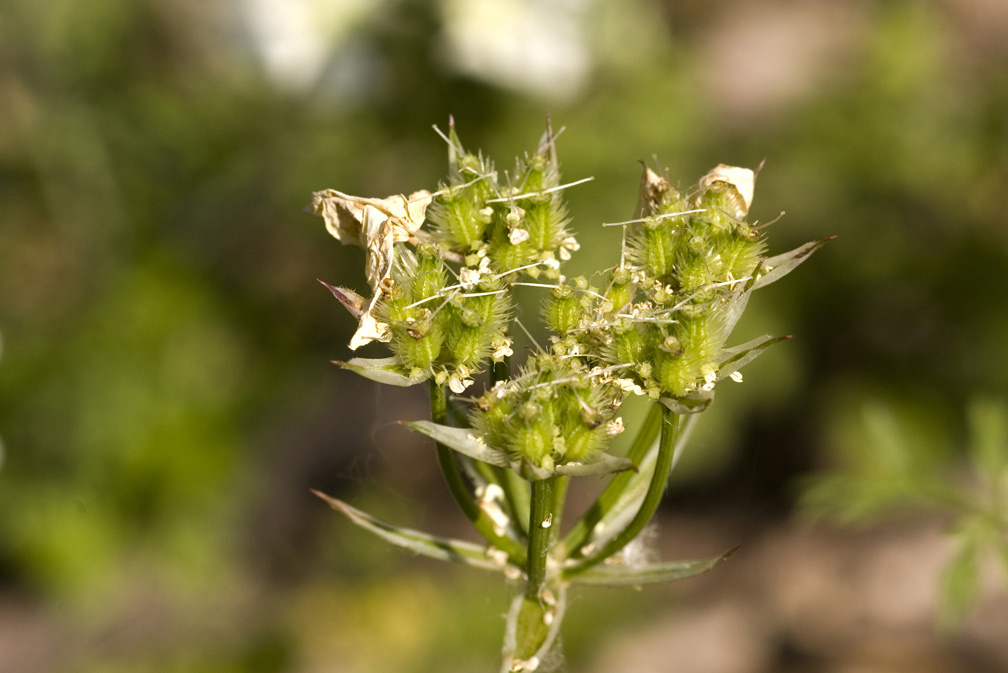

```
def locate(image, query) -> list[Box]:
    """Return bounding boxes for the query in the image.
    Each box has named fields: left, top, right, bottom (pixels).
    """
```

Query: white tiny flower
left=448, top=373, right=474, bottom=394
left=505, top=205, right=525, bottom=226
left=700, top=363, right=718, bottom=391
left=509, top=227, right=530, bottom=245
left=614, top=378, right=647, bottom=396
left=729, top=370, right=744, bottom=383
left=605, top=417, right=626, bottom=437
left=491, top=336, right=514, bottom=362
left=558, top=236, right=579, bottom=261
left=459, top=266, right=482, bottom=289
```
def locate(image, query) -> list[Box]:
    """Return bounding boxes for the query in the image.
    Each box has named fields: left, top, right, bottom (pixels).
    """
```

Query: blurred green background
left=2, top=0, right=1007, bottom=671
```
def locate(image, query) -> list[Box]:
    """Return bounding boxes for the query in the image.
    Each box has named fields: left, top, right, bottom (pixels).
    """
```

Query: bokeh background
left=2, top=0, right=1007, bottom=671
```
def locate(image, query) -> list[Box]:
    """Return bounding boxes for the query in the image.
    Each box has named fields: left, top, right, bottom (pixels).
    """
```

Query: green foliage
left=802, top=397, right=1008, bottom=627
left=3, top=0, right=1007, bottom=669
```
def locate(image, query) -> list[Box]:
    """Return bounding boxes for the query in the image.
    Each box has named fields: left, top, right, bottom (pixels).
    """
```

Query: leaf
left=967, top=397, right=1008, bottom=482
left=720, top=263, right=760, bottom=337
left=752, top=237, right=832, bottom=290
left=659, top=390, right=714, bottom=414
left=939, top=537, right=981, bottom=630
left=407, top=421, right=512, bottom=467
left=312, top=490, right=510, bottom=573
left=554, top=452, right=636, bottom=478
left=570, top=546, right=738, bottom=585
left=335, top=356, right=428, bottom=387
left=500, top=585, right=567, bottom=673
left=718, top=334, right=791, bottom=380
left=410, top=422, right=635, bottom=481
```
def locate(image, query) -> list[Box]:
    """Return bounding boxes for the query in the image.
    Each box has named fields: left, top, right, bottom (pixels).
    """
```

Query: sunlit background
left=2, top=0, right=1008, bottom=671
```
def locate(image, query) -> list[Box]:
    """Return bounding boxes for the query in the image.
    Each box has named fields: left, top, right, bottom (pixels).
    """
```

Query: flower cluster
left=530, top=163, right=768, bottom=402
left=309, top=120, right=826, bottom=672
left=309, top=120, right=819, bottom=475
left=472, top=353, right=626, bottom=472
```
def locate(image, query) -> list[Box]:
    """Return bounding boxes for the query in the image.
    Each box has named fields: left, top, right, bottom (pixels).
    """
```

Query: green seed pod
left=428, top=182, right=495, bottom=249
left=507, top=411, right=556, bottom=466
left=696, top=184, right=740, bottom=230
left=607, top=320, right=645, bottom=365
left=562, top=423, right=606, bottom=462
left=448, top=324, right=486, bottom=369
left=444, top=275, right=511, bottom=370
left=391, top=318, right=445, bottom=372
left=471, top=392, right=515, bottom=451
left=674, top=249, right=713, bottom=297
left=411, top=245, right=447, bottom=300
left=637, top=216, right=680, bottom=281
left=604, top=267, right=635, bottom=313
left=523, top=199, right=568, bottom=252
left=543, top=284, right=581, bottom=334
left=653, top=315, right=719, bottom=397
left=712, top=230, right=765, bottom=281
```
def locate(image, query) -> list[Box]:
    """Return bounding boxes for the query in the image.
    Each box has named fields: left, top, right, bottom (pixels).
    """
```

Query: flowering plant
left=308, top=119, right=827, bottom=672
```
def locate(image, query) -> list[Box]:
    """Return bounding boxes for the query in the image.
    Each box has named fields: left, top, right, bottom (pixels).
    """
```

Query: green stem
left=505, top=470, right=531, bottom=536
left=526, top=477, right=556, bottom=598
left=557, top=403, right=662, bottom=558
left=562, top=406, right=679, bottom=577
left=430, top=380, right=527, bottom=565
left=551, top=475, right=569, bottom=543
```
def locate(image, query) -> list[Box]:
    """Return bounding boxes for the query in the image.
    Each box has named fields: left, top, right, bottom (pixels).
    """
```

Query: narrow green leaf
left=966, top=397, right=1008, bottom=482
left=410, top=421, right=634, bottom=481
left=554, top=452, right=636, bottom=477
left=939, top=538, right=981, bottom=630
left=407, top=421, right=511, bottom=467
left=752, top=237, right=832, bottom=290
left=718, top=334, right=791, bottom=380
left=720, top=261, right=761, bottom=337
left=570, top=546, right=738, bottom=585
left=659, top=390, right=713, bottom=414
left=334, top=356, right=429, bottom=386
left=312, top=490, right=510, bottom=573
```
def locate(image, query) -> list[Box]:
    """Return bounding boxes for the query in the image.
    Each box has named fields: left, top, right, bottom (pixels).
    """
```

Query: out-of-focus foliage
left=1, top=0, right=1008, bottom=670
left=803, top=397, right=1008, bottom=628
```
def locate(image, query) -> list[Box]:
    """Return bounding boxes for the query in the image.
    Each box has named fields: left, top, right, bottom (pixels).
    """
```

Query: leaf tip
left=310, top=489, right=342, bottom=509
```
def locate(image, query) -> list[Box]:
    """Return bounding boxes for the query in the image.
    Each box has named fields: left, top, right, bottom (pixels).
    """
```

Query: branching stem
left=562, top=405, right=680, bottom=577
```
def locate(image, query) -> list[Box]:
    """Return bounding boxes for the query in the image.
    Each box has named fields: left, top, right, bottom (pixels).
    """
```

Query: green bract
left=307, top=119, right=827, bottom=673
